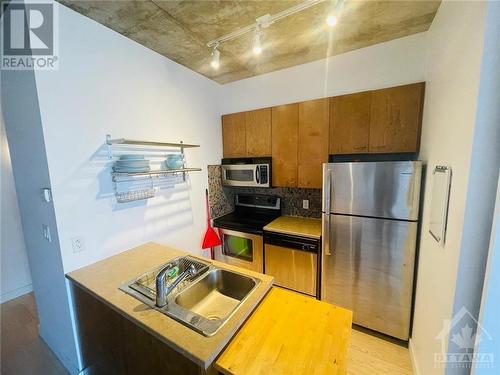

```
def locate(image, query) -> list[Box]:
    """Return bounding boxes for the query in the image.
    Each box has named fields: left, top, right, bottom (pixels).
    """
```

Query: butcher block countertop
left=264, top=215, right=322, bottom=239
left=215, top=287, right=353, bottom=375
left=66, top=242, right=273, bottom=369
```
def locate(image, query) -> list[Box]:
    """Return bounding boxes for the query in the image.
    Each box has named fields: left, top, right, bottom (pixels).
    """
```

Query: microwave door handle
left=255, top=166, right=260, bottom=184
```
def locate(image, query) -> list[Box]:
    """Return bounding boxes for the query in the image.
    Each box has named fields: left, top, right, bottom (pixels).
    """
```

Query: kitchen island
left=67, top=242, right=352, bottom=374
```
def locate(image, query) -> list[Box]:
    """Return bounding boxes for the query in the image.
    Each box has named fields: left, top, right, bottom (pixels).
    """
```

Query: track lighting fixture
left=207, top=0, right=345, bottom=69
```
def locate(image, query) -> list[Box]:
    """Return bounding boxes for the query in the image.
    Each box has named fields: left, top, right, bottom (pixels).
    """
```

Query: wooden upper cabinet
left=272, top=104, right=299, bottom=187
left=329, top=92, right=371, bottom=154
left=369, top=82, right=425, bottom=153
left=222, top=112, right=246, bottom=158
left=222, top=82, right=425, bottom=187
left=298, top=99, right=329, bottom=189
left=245, top=108, right=272, bottom=156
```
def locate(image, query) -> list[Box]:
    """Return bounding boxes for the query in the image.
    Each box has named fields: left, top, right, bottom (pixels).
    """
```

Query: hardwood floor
left=0, top=293, right=68, bottom=375
left=349, top=328, right=413, bottom=375
left=1, top=293, right=412, bottom=375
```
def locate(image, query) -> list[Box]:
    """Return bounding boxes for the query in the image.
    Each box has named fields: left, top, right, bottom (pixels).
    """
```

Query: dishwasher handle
left=264, top=232, right=320, bottom=254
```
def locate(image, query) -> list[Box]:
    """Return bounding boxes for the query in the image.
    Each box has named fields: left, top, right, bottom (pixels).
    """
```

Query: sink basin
left=120, top=256, right=260, bottom=336
left=175, top=269, right=257, bottom=321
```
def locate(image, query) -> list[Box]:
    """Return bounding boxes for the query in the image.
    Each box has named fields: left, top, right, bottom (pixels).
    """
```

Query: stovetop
left=213, top=195, right=281, bottom=235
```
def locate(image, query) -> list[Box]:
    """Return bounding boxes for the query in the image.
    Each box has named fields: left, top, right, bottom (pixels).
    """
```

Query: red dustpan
left=202, top=189, right=221, bottom=259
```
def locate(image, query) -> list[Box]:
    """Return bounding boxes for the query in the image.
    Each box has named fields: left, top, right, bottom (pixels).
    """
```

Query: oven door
left=221, top=164, right=269, bottom=187
left=214, top=229, right=263, bottom=273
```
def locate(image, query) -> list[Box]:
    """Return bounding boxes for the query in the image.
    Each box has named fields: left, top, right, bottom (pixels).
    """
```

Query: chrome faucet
left=156, top=264, right=196, bottom=308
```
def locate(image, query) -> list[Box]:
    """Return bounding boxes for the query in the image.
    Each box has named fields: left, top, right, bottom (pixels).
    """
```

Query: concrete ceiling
left=59, top=0, right=441, bottom=84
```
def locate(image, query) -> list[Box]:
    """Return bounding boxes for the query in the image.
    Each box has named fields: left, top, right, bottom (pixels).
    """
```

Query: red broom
left=202, top=189, right=221, bottom=259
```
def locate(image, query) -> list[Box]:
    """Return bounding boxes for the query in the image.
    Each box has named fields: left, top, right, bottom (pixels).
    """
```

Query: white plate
left=119, top=155, right=145, bottom=161
left=113, top=167, right=151, bottom=173
left=114, top=161, right=150, bottom=166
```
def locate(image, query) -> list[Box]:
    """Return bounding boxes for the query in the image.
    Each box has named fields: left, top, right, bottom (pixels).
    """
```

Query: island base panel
left=72, top=284, right=216, bottom=375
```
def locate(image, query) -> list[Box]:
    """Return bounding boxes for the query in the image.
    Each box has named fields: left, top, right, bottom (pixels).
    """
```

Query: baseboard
left=409, top=338, right=420, bottom=375
left=0, top=284, right=33, bottom=303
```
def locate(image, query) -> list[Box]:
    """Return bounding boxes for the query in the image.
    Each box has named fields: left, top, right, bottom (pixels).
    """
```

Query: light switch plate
left=41, top=188, right=52, bottom=202
left=43, top=225, right=52, bottom=242
left=302, top=199, right=309, bottom=209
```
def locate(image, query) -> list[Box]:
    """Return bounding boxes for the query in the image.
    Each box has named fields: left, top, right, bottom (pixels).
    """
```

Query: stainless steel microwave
left=221, top=158, right=271, bottom=188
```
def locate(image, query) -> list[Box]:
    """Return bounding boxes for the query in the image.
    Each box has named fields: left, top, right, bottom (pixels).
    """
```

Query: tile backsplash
left=207, top=165, right=322, bottom=219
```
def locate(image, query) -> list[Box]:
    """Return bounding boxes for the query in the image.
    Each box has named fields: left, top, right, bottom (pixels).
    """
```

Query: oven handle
left=256, top=166, right=260, bottom=184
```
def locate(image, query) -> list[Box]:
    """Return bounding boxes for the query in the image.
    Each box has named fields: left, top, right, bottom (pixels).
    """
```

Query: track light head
left=211, top=46, right=220, bottom=70
left=252, top=28, right=262, bottom=55
left=326, top=0, right=343, bottom=27
left=326, top=14, right=337, bottom=27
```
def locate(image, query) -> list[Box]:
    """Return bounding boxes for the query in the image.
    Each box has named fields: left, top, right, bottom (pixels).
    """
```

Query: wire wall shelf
left=106, top=136, right=199, bottom=148
left=116, top=188, right=155, bottom=203
left=111, top=167, right=202, bottom=181
left=106, top=134, right=201, bottom=203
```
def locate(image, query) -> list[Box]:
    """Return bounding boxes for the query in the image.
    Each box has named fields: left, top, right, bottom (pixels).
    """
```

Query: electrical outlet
left=302, top=199, right=309, bottom=209
left=72, top=236, right=86, bottom=253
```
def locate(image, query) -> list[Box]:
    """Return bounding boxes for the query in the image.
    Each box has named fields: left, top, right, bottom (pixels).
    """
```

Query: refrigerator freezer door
left=323, top=161, right=422, bottom=220
left=321, top=214, right=417, bottom=340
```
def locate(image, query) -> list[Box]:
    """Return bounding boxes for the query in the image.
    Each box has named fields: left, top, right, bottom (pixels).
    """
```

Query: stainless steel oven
left=215, top=228, right=264, bottom=273
left=221, top=158, right=271, bottom=188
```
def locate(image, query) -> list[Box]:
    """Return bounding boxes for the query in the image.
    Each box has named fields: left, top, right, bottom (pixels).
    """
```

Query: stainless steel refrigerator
left=321, top=161, right=422, bottom=340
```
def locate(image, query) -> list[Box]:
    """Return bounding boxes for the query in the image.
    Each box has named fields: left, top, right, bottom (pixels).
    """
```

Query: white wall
left=2, top=65, right=80, bottom=373
left=34, top=3, right=222, bottom=273
left=219, top=32, right=427, bottom=114
left=474, top=176, right=500, bottom=375
left=454, top=2, right=500, bottom=373
left=410, top=2, right=489, bottom=375
left=451, top=0, right=500, bottom=335
left=0, top=112, right=32, bottom=303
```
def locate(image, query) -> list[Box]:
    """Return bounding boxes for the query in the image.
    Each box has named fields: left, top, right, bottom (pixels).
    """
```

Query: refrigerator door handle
left=322, top=165, right=332, bottom=213
left=322, top=214, right=331, bottom=256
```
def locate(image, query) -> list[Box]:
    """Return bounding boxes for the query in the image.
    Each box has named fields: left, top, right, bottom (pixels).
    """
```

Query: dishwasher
left=264, top=231, right=320, bottom=298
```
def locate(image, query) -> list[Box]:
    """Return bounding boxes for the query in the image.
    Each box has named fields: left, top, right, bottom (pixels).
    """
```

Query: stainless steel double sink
left=120, top=256, right=260, bottom=336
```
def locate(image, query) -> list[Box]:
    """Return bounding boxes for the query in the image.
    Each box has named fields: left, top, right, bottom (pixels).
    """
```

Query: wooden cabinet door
left=272, top=104, right=298, bottom=187
left=222, top=112, right=246, bottom=157
left=369, top=83, right=424, bottom=153
left=298, top=98, right=329, bottom=189
left=330, top=92, right=371, bottom=154
left=245, top=108, right=271, bottom=156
